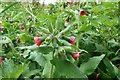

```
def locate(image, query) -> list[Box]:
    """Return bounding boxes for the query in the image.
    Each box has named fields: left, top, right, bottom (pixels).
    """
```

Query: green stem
left=76, top=2, right=81, bottom=49
left=50, top=45, right=56, bottom=78
left=0, top=2, right=18, bottom=14
left=56, top=25, right=71, bottom=38
left=50, top=62, right=54, bottom=78
left=118, top=1, right=120, bottom=36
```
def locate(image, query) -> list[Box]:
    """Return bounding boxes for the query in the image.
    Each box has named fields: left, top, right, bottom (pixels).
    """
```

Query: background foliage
left=0, top=2, right=120, bottom=79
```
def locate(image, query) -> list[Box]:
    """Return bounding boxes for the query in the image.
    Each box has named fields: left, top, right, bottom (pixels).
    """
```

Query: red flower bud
left=36, top=34, right=39, bottom=37
left=64, top=26, right=67, bottom=28
left=16, top=39, right=20, bottom=43
left=69, top=36, right=76, bottom=45
left=118, top=64, right=120, bottom=70
left=36, top=40, right=42, bottom=46
left=80, top=10, right=86, bottom=16
left=65, top=19, right=70, bottom=22
left=5, top=16, right=9, bottom=19
left=34, top=37, right=40, bottom=43
left=72, top=52, right=80, bottom=60
left=20, top=26, right=24, bottom=30
left=96, top=73, right=100, bottom=78
left=34, top=37, right=42, bottom=46
left=0, top=56, right=2, bottom=64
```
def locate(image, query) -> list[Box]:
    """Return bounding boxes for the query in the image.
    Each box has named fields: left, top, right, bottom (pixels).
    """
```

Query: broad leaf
left=19, top=45, right=54, bottom=54
left=42, top=53, right=53, bottom=78
left=42, top=61, right=52, bottom=78
left=79, top=54, right=105, bottom=76
left=95, top=43, right=108, bottom=53
left=98, top=68, right=111, bottom=78
left=29, top=51, right=47, bottom=67
left=2, top=59, right=27, bottom=78
left=51, top=58, right=88, bottom=79
left=103, top=57, right=116, bottom=78
left=22, top=69, right=40, bottom=78
left=112, top=63, right=120, bottom=80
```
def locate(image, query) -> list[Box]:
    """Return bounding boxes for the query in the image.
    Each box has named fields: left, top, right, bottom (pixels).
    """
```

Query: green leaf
left=39, top=27, right=50, bottom=34
left=19, top=45, right=54, bottom=54
left=48, top=22, right=53, bottom=33
left=37, top=45, right=54, bottom=54
left=51, top=58, right=88, bottom=79
left=2, top=59, right=27, bottom=78
left=20, top=34, right=31, bottom=42
left=103, top=57, right=116, bottom=78
left=0, top=67, right=2, bottom=79
left=79, top=54, right=105, bottom=76
left=108, top=39, right=119, bottom=47
left=112, top=63, right=120, bottom=80
left=95, top=43, right=108, bottom=53
left=98, top=68, right=111, bottom=78
left=42, top=61, right=52, bottom=78
left=0, top=36, right=12, bottom=45
left=29, top=51, right=47, bottom=67
left=57, top=39, right=72, bottom=46
left=22, top=69, right=40, bottom=78
left=12, top=63, right=27, bottom=78
left=23, top=50, right=31, bottom=58
left=42, top=53, right=53, bottom=78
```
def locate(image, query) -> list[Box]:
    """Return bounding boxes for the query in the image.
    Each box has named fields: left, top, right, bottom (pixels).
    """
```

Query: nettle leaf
left=79, top=54, right=105, bottom=76
left=19, top=45, right=54, bottom=54
left=51, top=58, right=88, bottom=79
left=2, top=59, right=27, bottom=78
left=29, top=51, right=47, bottom=67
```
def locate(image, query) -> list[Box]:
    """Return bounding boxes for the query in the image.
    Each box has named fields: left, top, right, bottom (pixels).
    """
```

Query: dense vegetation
left=0, top=2, right=120, bottom=79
